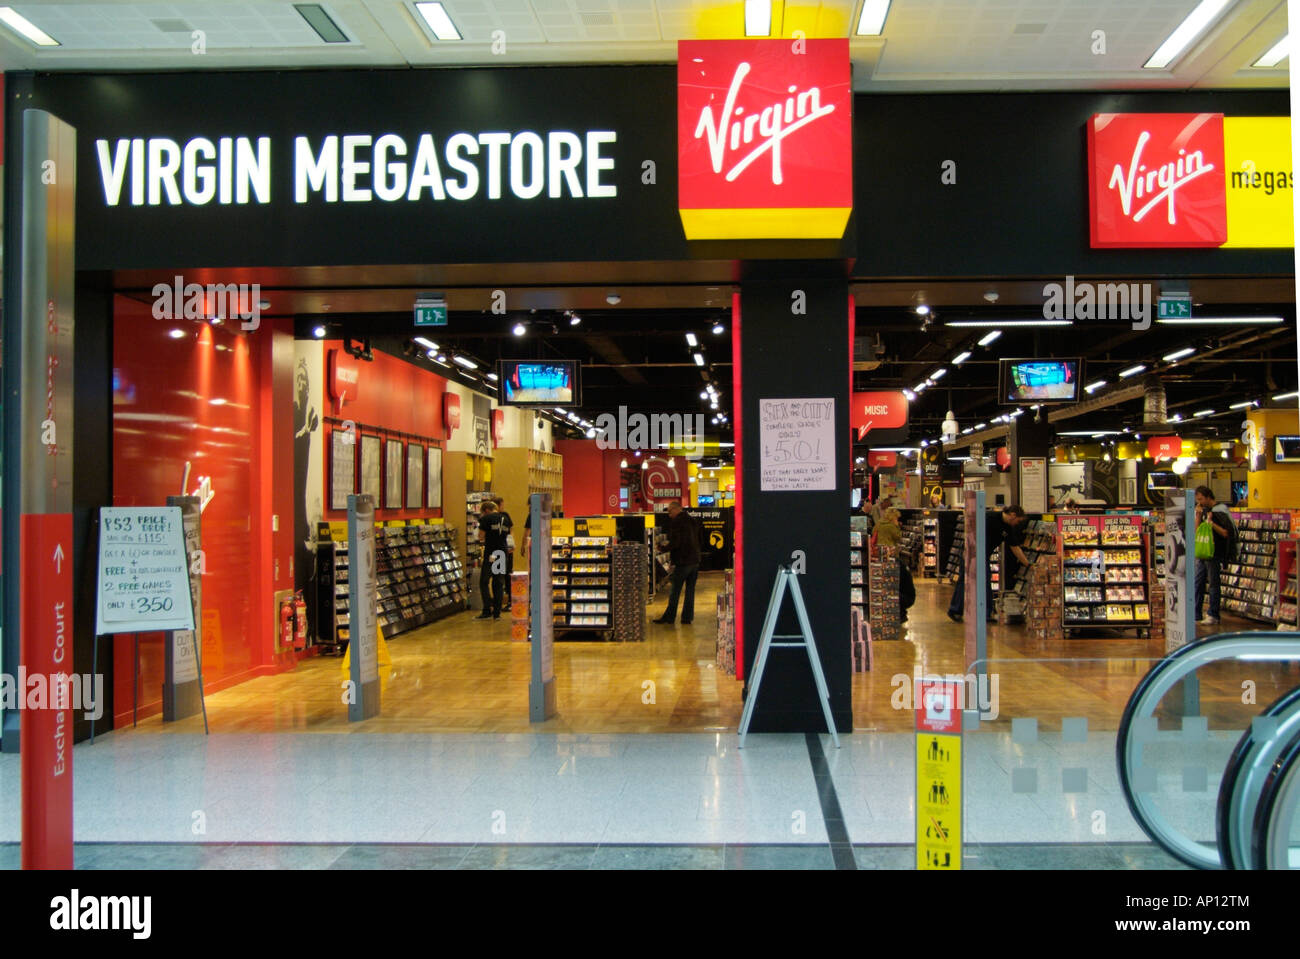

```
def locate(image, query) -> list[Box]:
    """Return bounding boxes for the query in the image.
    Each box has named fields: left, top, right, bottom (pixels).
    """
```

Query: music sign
left=677, top=38, right=852, bottom=241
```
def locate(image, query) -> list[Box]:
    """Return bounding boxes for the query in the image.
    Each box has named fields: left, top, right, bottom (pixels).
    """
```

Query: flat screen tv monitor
left=697, top=495, right=716, bottom=506
left=999, top=358, right=1081, bottom=404
left=1147, top=471, right=1181, bottom=490
left=1231, top=480, right=1248, bottom=504
left=497, top=359, right=581, bottom=406
left=1275, top=435, right=1300, bottom=463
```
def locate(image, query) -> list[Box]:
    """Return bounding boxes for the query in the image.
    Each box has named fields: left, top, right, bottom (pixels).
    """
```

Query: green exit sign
left=415, top=302, right=447, bottom=326
left=1158, top=295, right=1192, bottom=320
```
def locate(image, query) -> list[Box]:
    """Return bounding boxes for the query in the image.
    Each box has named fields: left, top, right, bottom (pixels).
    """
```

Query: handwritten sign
left=95, top=507, right=195, bottom=634
left=759, top=397, right=836, bottom=491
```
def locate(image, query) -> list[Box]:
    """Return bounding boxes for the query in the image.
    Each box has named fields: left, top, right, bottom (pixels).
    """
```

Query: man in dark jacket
left=654, top=500, right=701, bottom=625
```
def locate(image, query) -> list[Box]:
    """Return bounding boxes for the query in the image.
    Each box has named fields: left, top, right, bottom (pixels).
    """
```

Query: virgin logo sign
left=1088, top=113, right=1227, bottom=248
left=678, top=39, right=851, bottom=241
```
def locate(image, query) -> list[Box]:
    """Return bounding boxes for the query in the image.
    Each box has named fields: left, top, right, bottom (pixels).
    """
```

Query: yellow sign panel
left=577, top=517, right=618, bottom=538
left=1223, top=116, right=1294, bottom=249
left=916, top=733, right=962, bottom=870
left=551, top=518, right=575, bottom=538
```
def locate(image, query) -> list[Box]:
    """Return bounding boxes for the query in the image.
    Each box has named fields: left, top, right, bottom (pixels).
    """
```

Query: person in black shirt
left=654, top=500, right=701, bottom=625
left=476, top=501, right=509, bottom=620
left=947, top=505, right=1028, bottom=623
left=492, top=496, right=514, bottom=611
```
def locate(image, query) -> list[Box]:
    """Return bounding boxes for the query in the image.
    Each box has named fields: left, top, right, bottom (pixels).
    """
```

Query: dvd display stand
left=374, top=522, right=467, bottom=638
left=850, top=526, right=866, bottom=614
left=922, top=515, right=939, bottom=577
left=552, top=533, right=614, bottom=633
left=1223, top=510, right=1291, bottom=623
left=1277, top=539, right=1298, bottom=629
left=1060, top=513, right=1150, bottom=637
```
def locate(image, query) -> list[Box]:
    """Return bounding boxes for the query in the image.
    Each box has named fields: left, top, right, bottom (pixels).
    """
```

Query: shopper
left=1193, top=485, right=1236, bottom=626
left=947, top=505, right=1028, bottom=623
left=492, top=495, right=515, bottom=611
left=654, top=499, right=701, bottom=625
left=476, top=501, right=509, bottom=620
left=929, top=490, right=944, bottom=509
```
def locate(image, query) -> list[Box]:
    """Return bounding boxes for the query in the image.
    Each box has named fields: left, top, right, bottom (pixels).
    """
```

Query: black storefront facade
left=1, top=61, right=1291, bottom=746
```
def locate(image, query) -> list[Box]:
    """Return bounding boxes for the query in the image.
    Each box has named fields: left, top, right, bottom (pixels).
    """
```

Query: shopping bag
left=1194, top=520, right=1215, bottom=559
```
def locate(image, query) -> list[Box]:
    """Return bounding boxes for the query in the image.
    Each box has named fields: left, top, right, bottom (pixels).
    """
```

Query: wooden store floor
left=137, top=573, right=1298, bottom=736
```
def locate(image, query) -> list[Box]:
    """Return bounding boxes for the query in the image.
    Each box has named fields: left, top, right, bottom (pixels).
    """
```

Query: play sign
left=677, top=39, right=852, bottom=241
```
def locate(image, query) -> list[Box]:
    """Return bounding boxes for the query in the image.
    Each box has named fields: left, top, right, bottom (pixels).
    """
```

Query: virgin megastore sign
left=677, top=39, right=852, bottom=241
left=1088, top=113, right=1294, bottom=249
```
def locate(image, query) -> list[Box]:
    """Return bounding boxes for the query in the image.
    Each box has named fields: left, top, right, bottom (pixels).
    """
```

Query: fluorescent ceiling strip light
left=1144, top=0, right=1231, bottom=69
left=856, top=0, right=892, bottom=36
left=1162, top=347, right=1195, bottom=362
left=1169, top=413, right=1183, bottom=422
left=902, top=389, right=916, bottom=401
left=946, top=320, right=1072, bottom=328
left=0, top=7, right=59, bottom=45
left=1254, top=34, right=1289, bottom=68
left=951, top=351, right=971, bottom=365
left=978, top=331, right=1002, bottom=346
left=1194, top=409, right=1216, bottom=418
left=685, top=332, right=698, bottom=347
left=294, top=3, right=349, bottom=43
left=744, top=0, right=771, bottom=36
left=1272, top=391, right=1299, bottom=401
left=415, top=2, right=462, bottom=40
left=693, top=353, right=705, bottom=366
left=1155, top=316, right=1284, bottom=325
left=929, top=368, right=947, bottom=380
left=1084, top=380, right=1107, bottom=393
left=913, top=382, right=929, bottom=393
left=1229, top=400, right=1257, bottom=410
left=485, top=373, right=498, bottom=382
left=451, top=355, right=477, bottom=370
left=413, top=337, right=438, bottom=351
left=1118, top=364, right=1147, bottom=379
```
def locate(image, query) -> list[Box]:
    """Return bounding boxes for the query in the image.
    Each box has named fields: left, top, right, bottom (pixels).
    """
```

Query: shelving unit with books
left=1223, top=511, right=1292, bottom=623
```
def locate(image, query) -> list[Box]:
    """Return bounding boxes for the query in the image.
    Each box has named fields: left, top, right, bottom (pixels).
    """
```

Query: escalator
left=1117, top=631, right=1300, bottom=869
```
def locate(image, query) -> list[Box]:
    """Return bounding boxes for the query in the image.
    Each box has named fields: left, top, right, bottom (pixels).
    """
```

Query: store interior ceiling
left=0, top=0, right=1289, bottom=91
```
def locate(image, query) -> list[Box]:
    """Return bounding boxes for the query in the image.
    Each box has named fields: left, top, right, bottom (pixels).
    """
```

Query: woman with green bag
left=1193, top=486, right=1236, bottom=626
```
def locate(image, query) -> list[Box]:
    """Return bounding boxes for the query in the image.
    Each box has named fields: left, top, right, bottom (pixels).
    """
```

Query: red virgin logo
left=678, top=39, right=851, bottom=241
left=1088, top=113, right=1227, bottom=248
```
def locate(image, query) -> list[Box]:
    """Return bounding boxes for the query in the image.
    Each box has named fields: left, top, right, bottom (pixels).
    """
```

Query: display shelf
left=868, top=542, right=901, bottom=640
left=922, top=516, right=939, bottom=577
left=319, top=532, right=350, bottom=652
left=898, top=510, right=924, bottom=571
left=850, top=527, right=866, bottom=610
left=1059, top=513, right=1150, bottom=636
left=1002, top=519, right=1057, bottom=619
left=1276, top=539, right=1298, bottom=629
left=1223, top=511, right=1290, bottom=623
left=946, top=521, right=964, bottom=583
left=375, top=522, right=467, bottom=638
left=552, top=533, right=613, bottom=631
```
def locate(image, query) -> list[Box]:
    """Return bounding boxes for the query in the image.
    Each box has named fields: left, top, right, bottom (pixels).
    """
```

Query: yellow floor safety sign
left=915, top=679, right=963, bottom=870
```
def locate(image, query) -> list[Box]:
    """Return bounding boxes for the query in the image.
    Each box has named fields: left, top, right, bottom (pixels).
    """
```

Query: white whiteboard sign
left=1019, top=457, right=1047, bottom=514
left=96, top=507, right=196, bottom=634
left=759, top=398, right=837, bottom=491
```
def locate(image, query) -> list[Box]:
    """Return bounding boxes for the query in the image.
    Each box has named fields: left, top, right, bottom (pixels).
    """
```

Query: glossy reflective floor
left=1, top=575, right=1285, bottom=868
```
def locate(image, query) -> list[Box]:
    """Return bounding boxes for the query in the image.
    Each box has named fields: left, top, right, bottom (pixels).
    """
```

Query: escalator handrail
left=1250, top=724, right=1300, bottom=870
left=1116, top=631, right=1300, bottom=870
left=1216, top=687, right=1300, bottom=869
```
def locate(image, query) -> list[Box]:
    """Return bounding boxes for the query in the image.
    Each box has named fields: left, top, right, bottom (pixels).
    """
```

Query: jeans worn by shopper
left=1194, top=557, right=1221, bottom=620
left=663, top=563, right=700, bottom=623
left=948, top=561, right=994, bottom=619
left=479, top=567, right=506, bottom=618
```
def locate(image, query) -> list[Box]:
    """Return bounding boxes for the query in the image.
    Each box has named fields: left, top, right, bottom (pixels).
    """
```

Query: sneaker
left=475, top=612, right=493, bottom=620
left=653, top=617, right=674, bottom=625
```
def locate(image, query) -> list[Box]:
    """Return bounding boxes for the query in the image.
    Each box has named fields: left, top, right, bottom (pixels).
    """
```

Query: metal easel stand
left=738, top=565, right=840, bottom=749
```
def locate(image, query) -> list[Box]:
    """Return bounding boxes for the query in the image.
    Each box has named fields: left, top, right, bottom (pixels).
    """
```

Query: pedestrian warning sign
left=916, top=679, right=962, bottom=870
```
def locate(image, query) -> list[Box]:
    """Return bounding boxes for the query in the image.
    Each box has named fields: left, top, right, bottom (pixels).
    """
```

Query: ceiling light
left=1155, top=316, right=1284, bottom=325
left=605, top=293, right=620, bottom=305
left=414, top=2, right=462, bottom=40
left=294, top=3, right=348, bottom=43
left=920, top=439, right=929, bottom=447
left=433, top=354, right=449, bottom=365
left=951, top=351, right=971, bottom=365
left=693, top=353, right=705, bottom=366
left=312, top=326, right=326, bottom=338
left=1222, top=448, right=1230, bottom=459
left=948, top=320, right=1072, bottom=328
left=414, top=337, right=439, bottom=351
left=974, top=423, right=987, bottom=430
left=1272, top=391, right=1299, bottom=401
left=929, top=368, right=947, bottom=381
left=486, top=373, right=498, bottom=382
left=915, top=305, right=930, bottom=316
left=1172, top=457, right=1192, bottom=475
left=978, top=330, right=1002, bottom=346
left=634, top=450, right=641, bottom=457
left=1169, top=413, right=1183, bottom=423
left=667, top=457, right=676, bottom=468
left=1194, top=409, right=1215, bottom=418
left=744, top=0, right=771, bottom=36
left=1254, top=34, right=1290, bottom=68
left=570, top=314, right=582, bottom=326
left=1118, top=364, right=1146, bottom=379
left=512, top=322, right=526, bottom=336
left=712, top=322, right=725, bottom=335
left=585, top=428, right=597, bottom=438
left=0, top=7, right=59, bottom=45
left=620, top=458, right=628, bottom=468
left=961, top=428, right=973, bottom=435
left=700, top=391, right=709, bottom=400
left=856, top=0, right=892, bottom=36
left=1229, top=400, right=1257, bottom=410
left=641, top=460, right=649, bottom=470
left=913, top=382, right=929, bottom=394
left=1084, top=380, right=1107, bottom=394
left=1103, top=451, right=1112, bottom=462
left=686, top=332, right=698, bottom=347
left=452, top=355, right=477, bottom=370
left=1162, top=347, right=1195, bottom=362
left=169, top=329, right=186, bottom=339
left=1144, top=0, right=1232, bottom=69
left=902, top=389, right=916, bottom=401
left=209, top=398, right=227, bottom=406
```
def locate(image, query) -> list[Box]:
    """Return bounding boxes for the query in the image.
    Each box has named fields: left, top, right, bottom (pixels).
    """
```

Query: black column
left=739, top=277, right=851, bottom=733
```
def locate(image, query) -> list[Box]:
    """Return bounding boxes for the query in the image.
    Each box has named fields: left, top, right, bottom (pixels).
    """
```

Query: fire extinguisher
left=280, top=600, right=295, bottom=653
left=293, top=591, right=308, bottom=650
